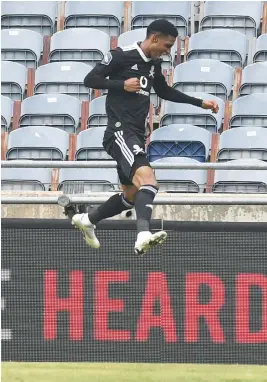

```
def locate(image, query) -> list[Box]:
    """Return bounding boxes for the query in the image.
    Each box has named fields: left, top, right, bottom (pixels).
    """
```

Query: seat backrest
left=173, top=59, right=233, bottom=101
left=1, top=1, right=57, bottom=35
left=239, top=62, right=267, bottom=96
left=148, top=124, right=212, bottom=162
left=187, top=29, right=248, bottom=68
left=1, top=167, right=52, bottom=191
left=131, top=1, right=190, bottom=38
left=7, top=125, right=69, bottom=160
left=1, top=29, right=43, bottom=68
left=87, top=95, right=107, bottom=128
left=230, top=93, right=267, bottom=128
left=49, top=28, right=110, bottom=66
left=161, top=92, right=224, bottom=133
left=64, top=1, right=124, bottom=36
left=217, top=126, right=267, bottom=161
left=253, top=34, right=267, bottom=63
left=19, top=93, right=81, bottom=133
left=1, top=95, right=13, bottom=132
left=200, top=1, right=262, bottom=37
left=1, top=60, right=27, bottom=101
left=34, top=61, right=92, bottom=101
left=76, top=127, right=111, bottom=160
left=153, top=157, right=207, bottom=193
left=213, top=159, right=267, bottom=193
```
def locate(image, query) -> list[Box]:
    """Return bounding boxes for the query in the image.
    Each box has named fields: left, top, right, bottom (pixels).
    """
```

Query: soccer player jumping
left=72, top=19, right=219, bottom=256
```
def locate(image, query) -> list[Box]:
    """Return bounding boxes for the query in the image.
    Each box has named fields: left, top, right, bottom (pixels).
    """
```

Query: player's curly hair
left=146, top=19, right=178, bottom=38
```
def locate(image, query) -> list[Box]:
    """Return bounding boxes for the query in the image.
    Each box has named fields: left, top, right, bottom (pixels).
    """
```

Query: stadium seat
left=64, top=1, right=124, bottom=36
left=153, top=157, right=207, bottom=193
left=87, top=95, right=107, bottom=128
left=1, top=61, right=27, bottom=101
left=1, top=95, right=13, bottom=132
left=7, top=126, right=69, bottom=160
left=1, top=167, right=52, bottom=191
left=160, top=92, right=224, bottom=133
left=76, top=127, right=112, bottom=160
left=49, top=28, right=110, bottom=66
left=172, top=59, right=234, bottom=101
left=1, top=1, right=57, bottom=36
left=187, top=29, right=248, bottom=68
left=200, top=1, right=262, bottom=38
left=131, top=1, right=190, bottom=38
left=19, top=94, right=81, bottom=134
left=34, top=61, right=92, bottom=101
left=213, top=159, right=267, bottom=193
left=253, top=33, right=267, bottom=63
left=58, top=167, right=119, bottom=193
left=217, top=127, right=267, bottom=162
left=1, top=29, right=43, bottom=68
left=147, top=124, right=212, bottom=162
left=239, top=62, right=267, bottom=96
left=229, top=93, right=267, bottom=129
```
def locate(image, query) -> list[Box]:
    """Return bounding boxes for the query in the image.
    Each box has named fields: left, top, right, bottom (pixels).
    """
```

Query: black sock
left=135, top=185, right=158, bottom=233
left=88, top=193, right=134, bottom=225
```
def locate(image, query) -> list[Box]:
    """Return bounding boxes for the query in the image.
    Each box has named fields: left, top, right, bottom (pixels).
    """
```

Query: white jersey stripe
left=115, top=132, right=134, bottom=166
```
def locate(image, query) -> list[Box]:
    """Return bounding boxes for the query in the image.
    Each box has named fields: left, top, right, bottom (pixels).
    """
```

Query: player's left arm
left=153, top=64, right=219, bottom=113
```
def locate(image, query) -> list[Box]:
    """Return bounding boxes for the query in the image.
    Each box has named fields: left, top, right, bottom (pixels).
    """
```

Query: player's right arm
left=84, top=49, right=141, bottom=93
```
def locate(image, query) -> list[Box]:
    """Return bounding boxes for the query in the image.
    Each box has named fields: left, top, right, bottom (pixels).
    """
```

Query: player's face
left=150, top=34, right=176, bottom=59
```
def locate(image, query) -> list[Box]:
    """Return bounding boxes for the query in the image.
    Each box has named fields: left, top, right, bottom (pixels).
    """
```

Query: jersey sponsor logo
left=137, top=76, right=149, bottom=96
left=133, top=144, right=145, bottom=155
left=149, top=65, right=155, bottom=78
left=131, top=64, right=138, bottom=70
left=101, top=52, right=112, bottom=65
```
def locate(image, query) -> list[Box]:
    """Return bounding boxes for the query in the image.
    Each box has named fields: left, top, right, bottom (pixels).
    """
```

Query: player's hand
left=201, top=100, right=219, bottom=113
left=124, top=78, right=141, bottom=93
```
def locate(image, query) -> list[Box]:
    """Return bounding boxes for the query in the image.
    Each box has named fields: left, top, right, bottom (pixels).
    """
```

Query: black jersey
left=84, top=41, right=203, bottom=139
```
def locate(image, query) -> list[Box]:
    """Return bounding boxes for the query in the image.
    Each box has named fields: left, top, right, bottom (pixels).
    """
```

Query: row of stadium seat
left=1, top=1, right=265, bottom=38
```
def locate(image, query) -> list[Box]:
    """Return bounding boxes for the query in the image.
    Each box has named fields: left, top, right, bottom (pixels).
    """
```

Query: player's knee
left=133, top=166, right=158, bottom=189
left=121, top=185, right=138, bottom=204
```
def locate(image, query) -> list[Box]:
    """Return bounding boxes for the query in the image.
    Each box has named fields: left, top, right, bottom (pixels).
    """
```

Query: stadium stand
left=19, top=93, right=81, bottom=134
left=147, top=124, right=212, bottom=163
left=34, top=61, right=92, bottom=101
left=64, top=1, right=124, bottom=36
left=160, top=92, right=225, bottom=133
left=1, top=1, right=58, bottom=36
left=1, top=61, right=27, bottom=101
left=1, top=167, right=52, bottom=191
left=229, top=93, right=267, bottom=128
left=153, top=157, right=207, bottom=193
left=253, top=33, right=267, bottom=62
left=239, top=62, right=267, bottom=96
left=1, top=95, right=13, bottom=132
left=1, top=28, right=43, bottom=68
left=76, top=127, right=112, bottom=160
left=87, top=95, right=107, bottom=128
left=172, top=59, right=234, bottom=101
left=6, top=126, right=69, bottom=160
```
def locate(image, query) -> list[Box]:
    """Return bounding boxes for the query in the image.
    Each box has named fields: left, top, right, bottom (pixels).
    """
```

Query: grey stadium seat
left=229, top=93, right=267, bottom=129
left=87, top=95, right=107, bottom=128
left=1, top=29, right=43, bottom=68
left=239, top=62, right=267, bottom=96
left=217, top=126, right=267, bottom=162
left=153, top=157, right=207, bottom=193
left=1, top=95, right=13, bottom=132
left=19, top=94, right=81, bottom=134
left=253, top=34, right=267, bottom=63
left=7, top=126, right=69, bottom=160
left=147, top=124, right=212, bottom=162
left=64, top=1, right=124, bottom=37
left=1, top=61, right=27, bottom=101
left=160, top=92, right=224, bottom=133
left=58, top=167, right=119, bottom=193
left=76, top=127, right=112, bottom=160
left=213, top=159, right=267, bottom=193
left=49, top=28, right=110, bottom=66
left=187, top=29, right=248, bottom=68
left=34, top=62, right=92, bottom=101
left=1, top=167, right=52, bottom=191
left=1, top=1, right=57, bottom=36
left=200, top=1, right=262, bottom=38
left=131, top=1, right=190, bottom=38
left=172, top=59, right=233, bottom=101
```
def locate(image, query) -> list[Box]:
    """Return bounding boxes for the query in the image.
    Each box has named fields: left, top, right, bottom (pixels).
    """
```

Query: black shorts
left=103, top=129, right=151, bottom=186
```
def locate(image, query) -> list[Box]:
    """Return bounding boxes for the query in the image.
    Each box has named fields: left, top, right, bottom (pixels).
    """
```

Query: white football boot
left=134, top=230, right=167, bottom=256
left=72, top=213, right=100, bottom=249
